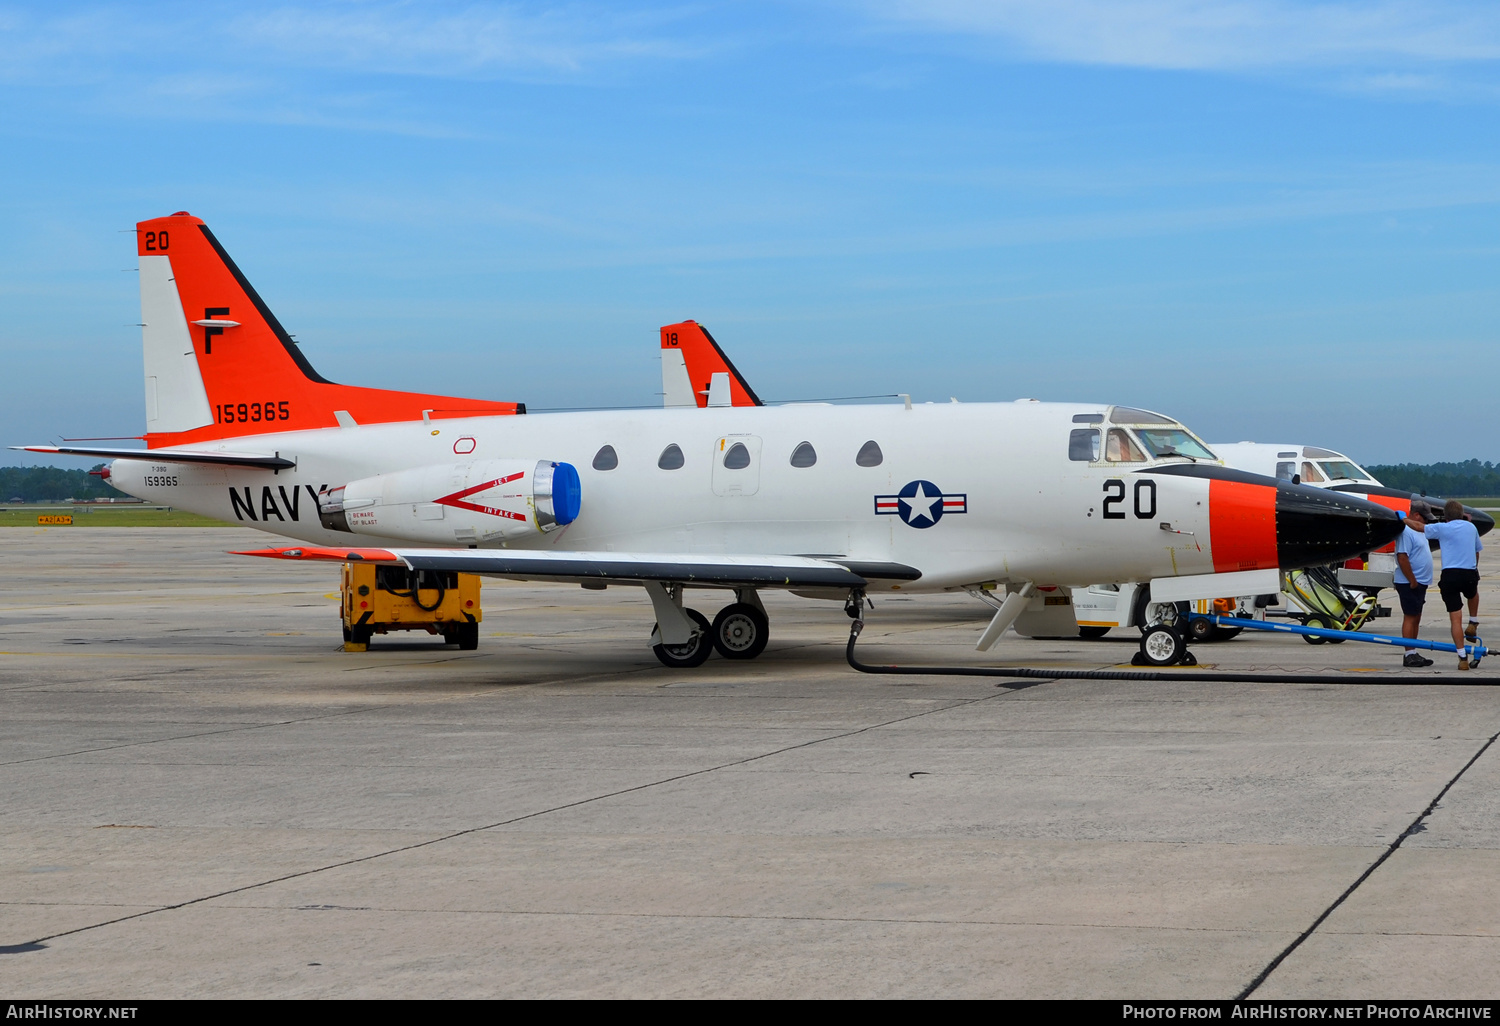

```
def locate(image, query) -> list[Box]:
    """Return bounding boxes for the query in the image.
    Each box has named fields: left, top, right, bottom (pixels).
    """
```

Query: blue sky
left=3, top=0, right=1499, bottom=467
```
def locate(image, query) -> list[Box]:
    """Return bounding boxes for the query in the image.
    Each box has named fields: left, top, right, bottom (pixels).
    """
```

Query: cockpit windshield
left=1074, top=407, right=1219, bottom=464
left=1134, top=428, right=1216, bottom=462
left=1318, top=460, right=1371, bottom=482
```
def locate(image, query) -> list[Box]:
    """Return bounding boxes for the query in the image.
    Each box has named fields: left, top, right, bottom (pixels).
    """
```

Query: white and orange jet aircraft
left=20, top=212, right=1403, bottom=667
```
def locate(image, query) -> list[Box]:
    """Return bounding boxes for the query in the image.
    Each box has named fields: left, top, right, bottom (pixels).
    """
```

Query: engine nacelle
left=319, top=459, right=581, bottom=545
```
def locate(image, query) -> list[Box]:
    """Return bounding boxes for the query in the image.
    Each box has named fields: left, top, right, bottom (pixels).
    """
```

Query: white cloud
left=862, top=1, right=1500, bottom=70
left=0, top=2, right=705, bottom=134
left=0, top=2, right=695, bottom=85
left=232, top=2, right=689, bottom=79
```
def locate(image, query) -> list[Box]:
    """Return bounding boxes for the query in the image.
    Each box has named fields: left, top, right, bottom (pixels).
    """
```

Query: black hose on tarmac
left=844, top=619, right=1500, bottom=687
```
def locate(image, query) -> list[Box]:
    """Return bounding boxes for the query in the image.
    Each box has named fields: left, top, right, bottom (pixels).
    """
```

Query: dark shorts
left=1395, top=582, right=1428, bottom=617
left=1439, top=568, right=1480, bottom=612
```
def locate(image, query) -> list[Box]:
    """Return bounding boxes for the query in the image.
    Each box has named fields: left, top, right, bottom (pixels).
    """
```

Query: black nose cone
left=1465, top=505, right=1495, bottom=536
left=1277, top=483, right=1404, bottom=569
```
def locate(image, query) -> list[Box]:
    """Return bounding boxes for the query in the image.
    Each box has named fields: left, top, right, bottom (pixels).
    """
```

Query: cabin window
left=1106, top=429, right=1145, bottom=463
left=1068, top=429, right=1099, bottom=462
left=723, top=442, right=751, bottom=470
left=658, top=444, right=685, bottom=470
left=1276, top=461, right=1296, bottom=481
left=1300, top=461, right=1326, bottom=483
left=856, top=440, right=883, bottom=467
left=790, top=441, right=817, bottom=468
left=592, top=445, right=618, bottom=471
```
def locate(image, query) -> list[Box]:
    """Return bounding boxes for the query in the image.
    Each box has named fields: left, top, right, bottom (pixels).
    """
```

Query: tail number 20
left=1103, top=479, right=1156, bottom=520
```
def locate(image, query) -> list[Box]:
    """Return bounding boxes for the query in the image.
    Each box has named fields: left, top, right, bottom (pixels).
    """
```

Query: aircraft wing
left=236, top=545, right=920, bottom=589
left=14, top=445, right=296, bottom=470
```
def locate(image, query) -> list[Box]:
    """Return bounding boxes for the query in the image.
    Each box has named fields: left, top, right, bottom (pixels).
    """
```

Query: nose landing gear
left=1134, top=624, right=1198, bottom=666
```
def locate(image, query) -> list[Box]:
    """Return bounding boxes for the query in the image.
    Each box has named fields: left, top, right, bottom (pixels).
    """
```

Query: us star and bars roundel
left=874, top=480, right=968, bottom=529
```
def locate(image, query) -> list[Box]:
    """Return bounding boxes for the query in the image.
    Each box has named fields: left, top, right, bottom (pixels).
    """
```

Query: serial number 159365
left=216, top=401, right=289, bottom=424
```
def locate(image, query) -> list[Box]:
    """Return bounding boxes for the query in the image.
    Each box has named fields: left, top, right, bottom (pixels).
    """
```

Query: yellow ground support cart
left=341, top=562, right=482, bottom=651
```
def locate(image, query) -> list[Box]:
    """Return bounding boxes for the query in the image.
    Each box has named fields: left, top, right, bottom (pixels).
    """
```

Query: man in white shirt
left=1410, top=499, right=1484, bottom=670
left=1394, top=503, right=1434, bottom=668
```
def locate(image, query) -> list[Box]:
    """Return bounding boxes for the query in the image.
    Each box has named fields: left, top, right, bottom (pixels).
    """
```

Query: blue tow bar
left=1189, top=614, right=1487, bottom=667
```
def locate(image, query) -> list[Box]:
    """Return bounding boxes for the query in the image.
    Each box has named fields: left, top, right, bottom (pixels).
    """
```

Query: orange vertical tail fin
left=137, top=212, right=522, bottom=447
left=659, top=320, right=762, bottom=408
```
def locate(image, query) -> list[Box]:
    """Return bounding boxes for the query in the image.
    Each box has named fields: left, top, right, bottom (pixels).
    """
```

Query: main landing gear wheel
left=1137, top=624, right=1191, bottom=667
left=653, top=608, right=712, bottom=668
left=711, top=603, right=769, bottom=660
left=1078, top=625, right=1111, bottom=639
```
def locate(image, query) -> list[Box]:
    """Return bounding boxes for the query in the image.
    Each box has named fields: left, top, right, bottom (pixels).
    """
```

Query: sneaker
left=1458, top=657, right=1471, bottom=671
left=1403, top=653, right=1434, bottom=668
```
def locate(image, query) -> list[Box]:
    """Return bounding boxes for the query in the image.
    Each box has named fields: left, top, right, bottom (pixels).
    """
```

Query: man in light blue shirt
left=1394, top=504, right=1435, bottom=667
left=1410, top=499, right=1484, bottom=669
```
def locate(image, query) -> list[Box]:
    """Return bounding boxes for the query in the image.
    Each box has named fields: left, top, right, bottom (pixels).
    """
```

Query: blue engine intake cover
left=552, top=461, right=581, bottom=525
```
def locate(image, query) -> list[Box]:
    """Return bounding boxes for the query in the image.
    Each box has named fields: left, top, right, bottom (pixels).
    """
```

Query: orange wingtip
left=232, top=546, right=399, bottom=562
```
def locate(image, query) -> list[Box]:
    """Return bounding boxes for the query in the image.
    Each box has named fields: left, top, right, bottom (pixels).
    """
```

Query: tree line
left=1365, top=460, right=1500, bottom=497
left=1, top=466, right=127, bottom=502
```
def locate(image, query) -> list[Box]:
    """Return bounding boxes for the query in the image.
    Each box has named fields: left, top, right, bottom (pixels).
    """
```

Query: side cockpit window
left=856, top=440, right=883, bottom=467
left=1106, top=429, right=1146, bottom=463
left=592, top=445, right=618, bottom=471
left=1069, top=429, right=1099, bottom=462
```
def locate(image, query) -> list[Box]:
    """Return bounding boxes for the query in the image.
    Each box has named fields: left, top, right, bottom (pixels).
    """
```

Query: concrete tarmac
left=2, top=527, right=1498, bottom=998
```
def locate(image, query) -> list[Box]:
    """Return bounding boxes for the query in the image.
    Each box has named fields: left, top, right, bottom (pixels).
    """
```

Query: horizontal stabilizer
left=235, top=545, right=874, bottom=589
left=15, top=445, right=295, bottom=470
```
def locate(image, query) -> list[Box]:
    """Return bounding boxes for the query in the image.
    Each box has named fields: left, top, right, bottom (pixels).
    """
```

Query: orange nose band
left=1208, top=479, right=1278, bottom=573
left=1360, top=494, right=1412, bottom=552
